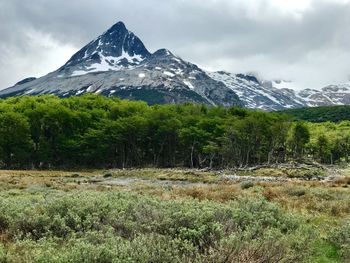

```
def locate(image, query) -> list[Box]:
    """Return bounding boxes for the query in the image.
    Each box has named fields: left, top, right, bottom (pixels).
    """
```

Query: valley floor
left=0, top=166, right=349, bottom=262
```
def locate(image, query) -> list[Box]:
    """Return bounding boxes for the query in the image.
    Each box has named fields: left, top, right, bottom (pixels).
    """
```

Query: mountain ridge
left=1, top=21, right=350, bottom=110
left=0, top=21, right=242, bottom=107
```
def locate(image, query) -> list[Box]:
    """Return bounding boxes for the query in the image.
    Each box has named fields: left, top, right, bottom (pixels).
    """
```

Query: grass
left=308, top=241, right=342, bottom=263
left=102, top=168, right=218, bottom=183
left=0, top=167, right=349, bottom=262
left=235, top=166, right=327, bottom=179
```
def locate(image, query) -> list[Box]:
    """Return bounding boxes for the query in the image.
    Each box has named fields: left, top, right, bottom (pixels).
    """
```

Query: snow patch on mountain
left=183, top=80, right=195, bottom=90
left=163, top=71, right=175, bottom=77
left=208, top=71, right=306, bottom=110
left=70, top=50, right=145, bottom=77
left=138, top=73, right=146, bottom=78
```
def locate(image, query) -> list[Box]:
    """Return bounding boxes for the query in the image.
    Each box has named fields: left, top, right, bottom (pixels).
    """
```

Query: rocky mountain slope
left=1, top=21, right=350, bottom=110
left=0, top=22, right=241, bottom=107
left=209, top=71, right=350, bottom=111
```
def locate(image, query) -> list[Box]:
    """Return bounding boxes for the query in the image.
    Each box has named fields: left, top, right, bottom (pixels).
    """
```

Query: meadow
left=0, top=167, right=349, bottom=263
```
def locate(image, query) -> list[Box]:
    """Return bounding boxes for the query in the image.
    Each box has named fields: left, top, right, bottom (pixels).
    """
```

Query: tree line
left=281, top=105, right=350, bottom=123
left=0, top=95, right=349, bottom=169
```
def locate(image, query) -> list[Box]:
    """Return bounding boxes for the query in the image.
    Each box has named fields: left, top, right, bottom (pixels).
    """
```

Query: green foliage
left=330, top=220, right=350, bottom=261
left=280, top=105, right=350, bottom=123
left=288, top=122, right=310, bottom=160
left=308, top=241, right=342, bottom=263
left=240, top=181, right=254, bottom=189
left=0, top=111, right=32, bottom=167
left=0, top=190, right=315, bottom=262
left=0, top=95, right=350, bottom=168
left=315, top=135, right=332, bottom=163
left=306, top=121, right=350, bottom=164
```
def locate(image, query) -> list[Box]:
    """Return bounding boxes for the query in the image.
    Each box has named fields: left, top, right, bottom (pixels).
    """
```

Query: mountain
left=208, top=71, right=306, bottom=111
left=1, top=21, right=350, bottom=111
left=59, top=22, right=150, bottom=75
left=297, top=84, right=350, bottom=106
left=0, top=22, right=242, bottom=107
left=209, top=71, right=350, bottom=110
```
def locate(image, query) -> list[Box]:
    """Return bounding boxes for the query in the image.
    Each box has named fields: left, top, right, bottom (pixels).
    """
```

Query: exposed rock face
left=298, top=84, right=350, bottom=106
left=209, top=71, right=350, bottom=110
left=15, top=77, right=36, bottom=86
left=208, top=71, right=305, bottom=111
left=0, top=21, right=242, bottom=107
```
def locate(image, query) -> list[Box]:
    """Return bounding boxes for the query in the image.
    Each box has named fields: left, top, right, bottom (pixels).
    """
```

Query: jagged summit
left=100, top=21, right=150, bottom=58
left=107, top=21, right=127, bottom=32
left=58, top=21, right=150, bottom=76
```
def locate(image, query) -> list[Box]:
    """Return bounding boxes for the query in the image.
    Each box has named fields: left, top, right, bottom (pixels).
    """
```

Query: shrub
left=0, top=190, right=313, bottom=262
left=330, top=220, right=350, bottom=260
left=0, top=244, right=6, bottom=263
left=285, top=187, right=306, bottom=197
left=203, top=227, right=313, bottom=263
left=263, top=188, right=279, bottom=201
left=103, top=173, right=113, bottom=178
left=240, top=181, right=254, bottom=190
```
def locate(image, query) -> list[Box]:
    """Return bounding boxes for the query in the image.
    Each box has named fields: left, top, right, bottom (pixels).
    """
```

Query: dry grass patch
left=0, top=169, right=100, bottom=178
left=105, top=168, right=218, bottom=183
left=172, top=184, right=242, bottom=202
left=333, top=176, right=350, bottom=186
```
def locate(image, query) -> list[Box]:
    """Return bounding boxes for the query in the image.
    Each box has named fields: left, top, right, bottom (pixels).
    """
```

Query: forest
left=280, top=105, right=350, bottom=122
left=0, top=94, right=350, bottom=169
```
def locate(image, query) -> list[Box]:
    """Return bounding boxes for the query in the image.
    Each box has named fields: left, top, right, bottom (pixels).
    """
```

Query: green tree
left=202, top=141, right=220, bottom=169
left=0, top=112, right=32, bottom=167
left=315, top=135, right=331, bottom=164
left=146, top=106, right=181, bottom=167
left=289, top=123, right=310, bottom=161
left=179, top=125, right=209, bottom=168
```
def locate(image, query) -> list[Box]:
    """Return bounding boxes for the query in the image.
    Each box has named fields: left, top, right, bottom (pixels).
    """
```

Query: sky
left=1, top=0, right=350, bottom=90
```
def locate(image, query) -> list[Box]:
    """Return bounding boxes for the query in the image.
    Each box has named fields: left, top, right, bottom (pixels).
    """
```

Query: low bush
left=285, top=187, right=306, bottom=197
left=0, top=190, right=314, bottom=262
left=240, top=181, right=254, bottom=190
left=330, top=220, right=350, bottom=261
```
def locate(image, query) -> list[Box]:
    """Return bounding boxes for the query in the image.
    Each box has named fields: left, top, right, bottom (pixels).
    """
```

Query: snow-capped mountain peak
left=58, top=21, right=150, bottom=77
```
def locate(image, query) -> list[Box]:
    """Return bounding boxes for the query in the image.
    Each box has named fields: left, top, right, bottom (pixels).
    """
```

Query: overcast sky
left=1, top=0, right=350, bottom=90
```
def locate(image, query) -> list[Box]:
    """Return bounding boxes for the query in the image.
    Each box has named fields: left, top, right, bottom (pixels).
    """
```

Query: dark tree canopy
left=0, top=95, right=349, bottom=169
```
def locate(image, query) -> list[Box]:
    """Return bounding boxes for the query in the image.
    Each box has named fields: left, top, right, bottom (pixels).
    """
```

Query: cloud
left=0, top=27, right=76, bottom=87
left=0, top=0, right=350, bottom=90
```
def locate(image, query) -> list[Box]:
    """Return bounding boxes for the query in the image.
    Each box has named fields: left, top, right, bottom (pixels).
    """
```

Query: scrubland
left=0, top=167, right=349, bottom=263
